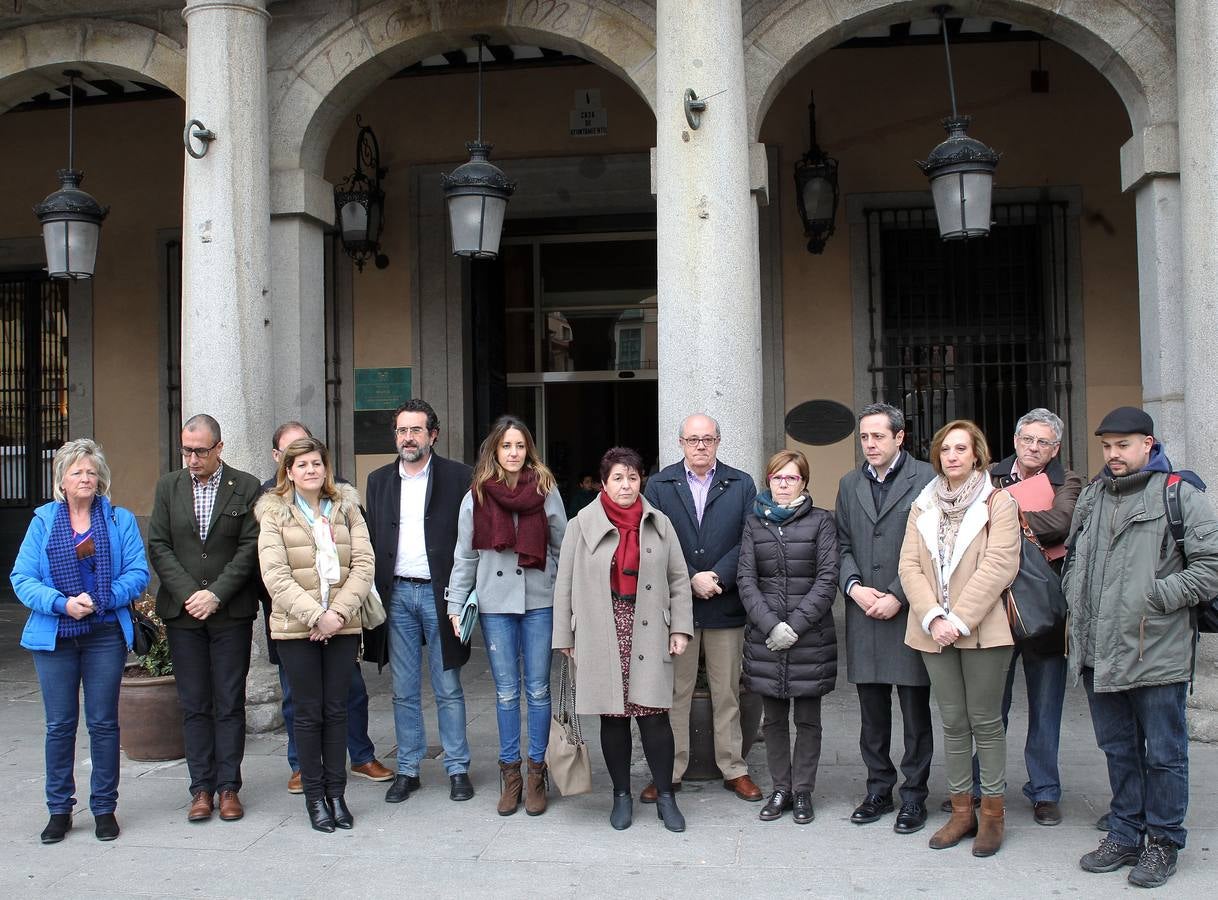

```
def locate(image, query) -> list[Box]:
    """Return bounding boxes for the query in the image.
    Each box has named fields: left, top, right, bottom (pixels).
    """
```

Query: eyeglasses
left=768, top=474, right=802, bottom=485
left=680, top=435, right=719, bottom=447
left=180, top=440, right=220, bottom=459
left=1016, top=435, right=1059, bottom=450
left=394, top=426, right=429, bottom=438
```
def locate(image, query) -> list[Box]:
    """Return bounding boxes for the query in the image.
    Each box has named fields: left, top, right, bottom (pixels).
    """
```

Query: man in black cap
left=1064, top=406, right=1218, bottom=888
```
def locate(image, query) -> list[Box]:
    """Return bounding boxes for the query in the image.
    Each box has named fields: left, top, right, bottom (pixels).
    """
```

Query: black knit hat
left=1094, top=406, right=1154, bottom=436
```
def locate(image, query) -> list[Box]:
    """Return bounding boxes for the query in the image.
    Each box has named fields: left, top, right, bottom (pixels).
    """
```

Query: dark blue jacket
left=644, top=460, right=756, bottom=629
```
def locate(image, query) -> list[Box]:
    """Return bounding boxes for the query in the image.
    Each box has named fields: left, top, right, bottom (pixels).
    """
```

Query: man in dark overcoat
left=835, top=402, right=936, bottom=834
left=365, top=399, right=474, bottom=804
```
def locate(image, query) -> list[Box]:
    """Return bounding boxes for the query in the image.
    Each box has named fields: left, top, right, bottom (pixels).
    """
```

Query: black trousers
left=600, top=713, right=675, bottom=794
left=856, top=682, right=933, bottom=804
left=762, top=695, right=823, bottom=793
left=166, top=620, right=254, bottom=796
left=278, top=635, right=360, bottom=801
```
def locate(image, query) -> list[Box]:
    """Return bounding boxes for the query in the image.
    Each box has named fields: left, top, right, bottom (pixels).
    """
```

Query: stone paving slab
left=2, top=601, right=1217, bottom=898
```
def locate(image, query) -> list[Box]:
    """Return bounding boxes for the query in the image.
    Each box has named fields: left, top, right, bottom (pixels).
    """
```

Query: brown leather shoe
left=929, top=792, right=979, bottom=850
left=351, top=759, right=394, bottom=782
left=497, top=760, right=523, bottom=816
left=723, top=774, right=763, bottom=801
left=525, top=760, right=548, bottom=816
left=217, top=790, right=244, bottom=821
left=287, top=771, right=303, bottom=794
left=640, top=781, right=681, bottom=804
left=187, top=791, right=214, bottom=823
left=972, top=795, right=1005, bottom=857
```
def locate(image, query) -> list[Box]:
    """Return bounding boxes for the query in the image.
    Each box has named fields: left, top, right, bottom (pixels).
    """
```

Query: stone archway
left=0, top=19, right=187, bottom=111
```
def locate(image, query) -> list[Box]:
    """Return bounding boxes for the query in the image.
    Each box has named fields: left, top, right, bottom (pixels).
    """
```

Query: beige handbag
left=360, top=583, right=387, bottom=630
left=545, top=655, right=592, bottom=796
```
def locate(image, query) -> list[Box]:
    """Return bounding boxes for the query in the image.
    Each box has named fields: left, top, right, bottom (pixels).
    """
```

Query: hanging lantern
left=333, top=115, right=388, bottom=271
left=792, top=92, right=839, bottom=254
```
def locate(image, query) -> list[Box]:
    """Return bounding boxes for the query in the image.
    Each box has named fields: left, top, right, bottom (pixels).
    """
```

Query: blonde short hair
left=52, top=438, right=112, bottom=502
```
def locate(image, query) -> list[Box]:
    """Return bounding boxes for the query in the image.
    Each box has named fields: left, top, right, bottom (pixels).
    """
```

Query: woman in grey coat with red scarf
left=446, top=416, right=566, bottom=818
left=738, top=449, right=840, bottom=826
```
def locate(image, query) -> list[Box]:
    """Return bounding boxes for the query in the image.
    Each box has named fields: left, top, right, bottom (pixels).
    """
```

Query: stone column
left=654, top=0, right=764, bottom=479
left=180, top=0, right=279, bottom=731
left=1177, top=0, right=1218, bottom=741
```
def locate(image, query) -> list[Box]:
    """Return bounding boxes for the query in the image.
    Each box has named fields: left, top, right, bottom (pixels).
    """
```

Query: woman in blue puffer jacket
left=10, top=438, right=149, bottom=845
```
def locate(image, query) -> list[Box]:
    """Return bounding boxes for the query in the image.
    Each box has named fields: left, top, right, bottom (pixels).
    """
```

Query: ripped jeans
left=480, top=608, right=553, bottom=764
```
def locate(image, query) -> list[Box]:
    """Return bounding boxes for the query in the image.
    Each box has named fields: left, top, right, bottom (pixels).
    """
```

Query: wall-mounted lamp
left=441, top=35, right=516, bottom=259
left=916, top=5, right=1001, bottom=240
left=33, top=70, right=109, bottom=279
left=333, top=115, right=388, bottom=271
left=793, top=92, right=839, bottom=254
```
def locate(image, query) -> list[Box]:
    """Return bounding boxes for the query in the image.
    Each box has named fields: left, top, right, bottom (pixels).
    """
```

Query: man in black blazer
left=148, top=414, right=262, bottom=824
left=365, top=399, right=474, bottom=804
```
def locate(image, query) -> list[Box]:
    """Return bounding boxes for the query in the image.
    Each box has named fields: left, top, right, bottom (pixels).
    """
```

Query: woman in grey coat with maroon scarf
left=738, top=449, right=840, bottom=826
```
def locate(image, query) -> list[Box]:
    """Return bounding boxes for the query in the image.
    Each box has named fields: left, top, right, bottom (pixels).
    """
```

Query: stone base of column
left=1187, top=637, right=1218, bottom=742
left=245, top=627, right=283, bottom=733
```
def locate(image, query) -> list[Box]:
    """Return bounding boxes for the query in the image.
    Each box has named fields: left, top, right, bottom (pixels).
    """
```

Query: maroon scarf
left=600, top=491, right=643, bottom=602
left=472, top=469, right=549, bottom=570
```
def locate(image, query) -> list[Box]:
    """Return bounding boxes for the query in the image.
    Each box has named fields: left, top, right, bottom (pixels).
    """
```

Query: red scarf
left=600, top=491, right=643, bottom=601
left=472, top=469, right=549, bottom=570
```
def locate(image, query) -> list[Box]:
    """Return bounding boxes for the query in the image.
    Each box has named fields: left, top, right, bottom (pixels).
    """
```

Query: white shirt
left=394, top=456, right=432, bottom=579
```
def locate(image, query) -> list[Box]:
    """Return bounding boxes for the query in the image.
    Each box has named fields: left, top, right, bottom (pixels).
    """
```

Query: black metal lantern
left=333, top=115, right=388, bottom=271
left=33, top=70, right=108, bottom=279
left=793, top=92, right=839, bottom=254
left=916, top=6, right=1000, bottom=240
left=442, top=35, right=516, bottom=259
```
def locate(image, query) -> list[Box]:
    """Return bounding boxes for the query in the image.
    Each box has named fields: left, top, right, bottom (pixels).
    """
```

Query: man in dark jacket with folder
left=984, top=407, right=1084, bottom=827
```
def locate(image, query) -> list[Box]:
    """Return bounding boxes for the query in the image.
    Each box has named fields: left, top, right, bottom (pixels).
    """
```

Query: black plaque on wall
left=784, top=399, right=856, bottom=446
left=354, top=409, right=397, bottom=455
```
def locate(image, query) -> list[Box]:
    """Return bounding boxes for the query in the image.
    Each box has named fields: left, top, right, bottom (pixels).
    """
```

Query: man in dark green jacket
left=1064, top=406, right=1218, bottom=889
left=148, top=414, right=262, bottom=825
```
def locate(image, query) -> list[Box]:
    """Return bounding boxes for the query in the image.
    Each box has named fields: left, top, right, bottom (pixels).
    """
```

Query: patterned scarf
left=473, top=468, right=549, bottom=570
left=600, top=491, right=643, bottom=602
left=754, top=490, right=808, bottom=523
left=49, top=499, right=113, bottom=639
left=932, top=469, right=986, bottom=606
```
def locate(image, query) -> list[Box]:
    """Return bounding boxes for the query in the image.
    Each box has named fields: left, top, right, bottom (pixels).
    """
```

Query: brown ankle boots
left=972, top=795, right=1005, bottom=857
left=525, top=759, right=548, bottom=816
left=497, top=760, right=523, bottom=816
left=928, top=792, right=978, bottom=849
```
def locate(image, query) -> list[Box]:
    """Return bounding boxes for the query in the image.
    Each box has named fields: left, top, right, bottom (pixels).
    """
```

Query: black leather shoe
left=385, top=774, right=421, bottom=803
left=851, top=793, right=894, bottom=824
left=792, top=791, right=814, bottom=825
left=327, top=796, right=353, bottom=829
left=41, top=813, right=71, bottom=844
left=893, top=801, right=927, bottom=834
left=655, top=792, right=686, bottom=833
left=307, top=797, right=336, bottom=833
left=939, top=795, right=980, bottom=814
left=759, top=789, right=793, bottom=822
left=94, top=812, right=120, bottom=841
left=449, top=773, right=474, bottom=801
left=1033, top=801, right=1062, bottom=826
left=610, top=791, right=633, bottom=831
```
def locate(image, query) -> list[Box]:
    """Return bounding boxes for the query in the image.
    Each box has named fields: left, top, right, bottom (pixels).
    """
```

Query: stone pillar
left=180, top=0, right=279, bottom=731
left=654, top=0, right=764, bottom=479
left=1177, top=0, right=1218, bottom=741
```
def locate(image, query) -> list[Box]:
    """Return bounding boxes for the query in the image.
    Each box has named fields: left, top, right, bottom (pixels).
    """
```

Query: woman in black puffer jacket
left=738, top=449, right=840, bottom=826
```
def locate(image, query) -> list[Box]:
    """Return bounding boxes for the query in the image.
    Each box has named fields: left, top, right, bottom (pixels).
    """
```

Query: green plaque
left=355, top=367, right=412, bottom=412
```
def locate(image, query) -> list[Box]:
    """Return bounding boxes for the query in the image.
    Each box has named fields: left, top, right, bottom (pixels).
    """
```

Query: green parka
left=1063, top=461, right=1218, bottom=693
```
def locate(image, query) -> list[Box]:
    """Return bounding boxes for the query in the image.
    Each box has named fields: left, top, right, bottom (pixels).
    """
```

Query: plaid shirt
left=192, top=464, right=224, bottom=541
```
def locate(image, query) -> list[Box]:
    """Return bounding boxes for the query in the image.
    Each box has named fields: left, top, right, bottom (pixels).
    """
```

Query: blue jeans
left=1083, top=668, right=1189, bottom=848
left=388, top=580, right=470, bottom=776
left=969, top=645, right=1067, bottom=801
left=31, top=621, right=126, bottom=815
left=279, top=660, right=375, bottom=771
left=480, top=608, right=553, bottom=764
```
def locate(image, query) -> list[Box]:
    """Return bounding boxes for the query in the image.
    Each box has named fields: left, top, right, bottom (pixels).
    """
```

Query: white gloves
left=765, top=622, right=798, bottom=652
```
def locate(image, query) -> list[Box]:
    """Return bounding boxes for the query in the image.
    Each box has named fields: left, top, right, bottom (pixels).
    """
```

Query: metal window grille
left=865, top=202, right=1073, bottom=466
left=1, top=273, right=70, bottom=506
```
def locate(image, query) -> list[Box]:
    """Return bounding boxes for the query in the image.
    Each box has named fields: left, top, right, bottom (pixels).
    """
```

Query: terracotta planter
left=118, top=674, right=185, bottom=761
left=684, top=687, right=763, bottom=781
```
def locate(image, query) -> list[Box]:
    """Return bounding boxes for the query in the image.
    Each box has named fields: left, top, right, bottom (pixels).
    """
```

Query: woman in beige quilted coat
left=256, top=436, right=374, bottom=834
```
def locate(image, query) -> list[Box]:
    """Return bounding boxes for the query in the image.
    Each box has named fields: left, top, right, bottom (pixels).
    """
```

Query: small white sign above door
left=569, top=89, right=608, bottom=137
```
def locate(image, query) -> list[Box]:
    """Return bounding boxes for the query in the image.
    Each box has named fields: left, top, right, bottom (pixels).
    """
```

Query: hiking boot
left=1080, top=835, right=1141, bottom=873
left=1127, top=836, right=1178, bottom=888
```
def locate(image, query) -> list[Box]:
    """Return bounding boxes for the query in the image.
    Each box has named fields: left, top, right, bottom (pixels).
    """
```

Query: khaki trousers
left=671, top=626, right=747, bottom=782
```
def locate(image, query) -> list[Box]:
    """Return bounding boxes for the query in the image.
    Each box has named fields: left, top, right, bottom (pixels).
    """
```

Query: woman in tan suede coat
left=256, top=437, right=374, bottom=834
left=899, top=420, right=1020, bottom=859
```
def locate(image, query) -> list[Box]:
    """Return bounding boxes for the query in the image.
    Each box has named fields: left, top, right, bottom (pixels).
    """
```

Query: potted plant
left=684, top=646, right=763, bottom=780
left=118, top=596, right=185, bottom=761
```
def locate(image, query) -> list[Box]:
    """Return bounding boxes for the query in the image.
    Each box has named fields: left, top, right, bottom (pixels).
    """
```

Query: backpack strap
left=1164, top=473, right=1185, bottom=552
